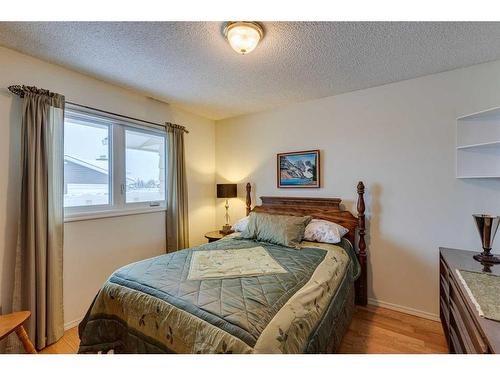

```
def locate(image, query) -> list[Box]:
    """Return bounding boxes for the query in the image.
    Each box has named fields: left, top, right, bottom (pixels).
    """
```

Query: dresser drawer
left=440, top=274, right=449, bottom=300
left=449, top=325, right=464, bottom=354
left=449, top=299, right=477, bottom=353
left=439, top=256, right=450, bottom=302
left=449, top=276, right=488, bottom=353
left=439, top=256, right=448, bottom=277
left=440, top=296, right=449, bottom=325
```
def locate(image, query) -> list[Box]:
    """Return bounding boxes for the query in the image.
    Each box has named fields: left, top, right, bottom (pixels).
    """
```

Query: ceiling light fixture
left=223, top=22, right=264, bottom=55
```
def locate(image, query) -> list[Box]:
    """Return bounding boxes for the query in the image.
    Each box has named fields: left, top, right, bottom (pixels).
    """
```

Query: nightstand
left=204, top=230, right=231, bottom=243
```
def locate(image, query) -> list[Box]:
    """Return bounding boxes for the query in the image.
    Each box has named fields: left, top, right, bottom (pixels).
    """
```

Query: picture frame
left=277, top=149, right=320, bottom=188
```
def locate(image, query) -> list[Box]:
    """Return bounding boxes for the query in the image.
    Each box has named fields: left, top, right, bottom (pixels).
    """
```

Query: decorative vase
left=473, top=214, right=500, bottom=264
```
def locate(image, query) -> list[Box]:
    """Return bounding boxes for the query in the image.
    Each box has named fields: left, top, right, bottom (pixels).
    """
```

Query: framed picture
left=277, top=150, right=320, bottom=188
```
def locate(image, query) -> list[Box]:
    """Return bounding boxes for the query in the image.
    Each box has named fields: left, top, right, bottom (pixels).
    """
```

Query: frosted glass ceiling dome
left=223, top=22, right=264, bottom=55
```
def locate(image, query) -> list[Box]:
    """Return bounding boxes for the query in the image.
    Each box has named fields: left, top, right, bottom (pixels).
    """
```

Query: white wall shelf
left=456, top=175, right=500, bottom=179
left=456, top=141, right=500, bottom=150
left=457, top=106, right=500, bottom=179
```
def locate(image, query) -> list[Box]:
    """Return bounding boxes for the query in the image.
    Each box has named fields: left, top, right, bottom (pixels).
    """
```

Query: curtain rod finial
left=165, top=122, right=189, bottom=134
left=8, top=85, right=25, bottom=98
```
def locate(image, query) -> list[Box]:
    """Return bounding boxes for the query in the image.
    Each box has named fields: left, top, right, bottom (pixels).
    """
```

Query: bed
left=78, top=182, right=367, bottom=354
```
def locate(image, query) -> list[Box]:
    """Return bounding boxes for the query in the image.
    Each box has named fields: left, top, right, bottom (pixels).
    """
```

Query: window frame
left=63, top=105, right=167, bottom=222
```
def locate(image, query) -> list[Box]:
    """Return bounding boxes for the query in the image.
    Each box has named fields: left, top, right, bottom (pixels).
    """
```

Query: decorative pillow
left=303, top=219, right=349, bottom=244
left=232, top=216, right=249, bottom=232
left=239, top=212, right=312, bottom=249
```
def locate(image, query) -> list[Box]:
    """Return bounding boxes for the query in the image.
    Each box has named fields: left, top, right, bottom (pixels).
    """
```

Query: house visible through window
left=125, top=129, right=166, bottom=203
left=64, top=119, right=110, bottom=207
left=64, top=106, right=167, bottom=218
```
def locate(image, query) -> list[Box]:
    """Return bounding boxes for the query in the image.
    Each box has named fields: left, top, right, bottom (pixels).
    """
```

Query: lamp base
left=473, top=250, right=500, bottom=264
left=220, top=225, right=234, bottom=235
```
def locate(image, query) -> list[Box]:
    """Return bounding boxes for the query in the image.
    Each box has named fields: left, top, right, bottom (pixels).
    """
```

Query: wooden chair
left=0, top=311, right=37, bottom=354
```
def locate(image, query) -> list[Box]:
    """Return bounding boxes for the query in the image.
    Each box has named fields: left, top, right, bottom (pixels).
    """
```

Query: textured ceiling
left=1, top=22, right=500, bottom=120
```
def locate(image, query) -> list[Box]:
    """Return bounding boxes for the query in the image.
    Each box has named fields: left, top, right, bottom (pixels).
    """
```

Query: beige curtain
left=165, top=123, right=189, bottom=252
left=7, top=86, right=65, bottom=352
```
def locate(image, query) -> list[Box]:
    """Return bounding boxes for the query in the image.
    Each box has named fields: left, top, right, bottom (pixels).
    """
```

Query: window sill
left=64, top=206, right=166, bottom=223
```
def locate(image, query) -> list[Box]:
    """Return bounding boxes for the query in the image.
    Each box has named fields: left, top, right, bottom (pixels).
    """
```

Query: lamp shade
left=217, top=184, right=237, bottom=198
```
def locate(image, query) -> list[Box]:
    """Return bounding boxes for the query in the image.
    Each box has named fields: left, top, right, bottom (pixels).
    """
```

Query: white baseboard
left=367, top=298, right=440, bottom=322
left=64, top=316, right=83, bottom=331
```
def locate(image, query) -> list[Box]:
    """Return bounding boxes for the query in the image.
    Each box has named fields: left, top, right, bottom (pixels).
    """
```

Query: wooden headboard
left=244, top=182, right=367, bottom=306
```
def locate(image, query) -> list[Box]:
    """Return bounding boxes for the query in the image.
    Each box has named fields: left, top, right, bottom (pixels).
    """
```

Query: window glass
left=125, top=129, right=166, bottom=203
left=64, top=119, right=110, bottom=207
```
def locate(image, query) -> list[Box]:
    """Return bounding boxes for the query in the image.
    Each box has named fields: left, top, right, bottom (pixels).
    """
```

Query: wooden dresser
left=440, top=247, right=500, bottom=353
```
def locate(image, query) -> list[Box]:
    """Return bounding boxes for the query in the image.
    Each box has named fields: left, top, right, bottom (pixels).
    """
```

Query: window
left=64, top=106, right=167, bottom=219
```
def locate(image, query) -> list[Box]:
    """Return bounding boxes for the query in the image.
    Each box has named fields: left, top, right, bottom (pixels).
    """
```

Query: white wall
left=0, top=46, right=216, bottom=326
left=216, top=60, right=500, bottom=319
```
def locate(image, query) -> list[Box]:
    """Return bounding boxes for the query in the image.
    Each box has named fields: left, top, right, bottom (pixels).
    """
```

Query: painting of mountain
left=277, top=150, right=320, bottom=188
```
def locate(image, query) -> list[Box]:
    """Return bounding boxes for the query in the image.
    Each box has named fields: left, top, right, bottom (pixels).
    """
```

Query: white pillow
left=303, top=219, right=349, bottom=244
left=232, top=216, right=250, bottom=232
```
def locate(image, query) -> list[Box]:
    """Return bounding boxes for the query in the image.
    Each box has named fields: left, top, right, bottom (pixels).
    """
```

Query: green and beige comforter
left=78, top=235, right=360, bottom=354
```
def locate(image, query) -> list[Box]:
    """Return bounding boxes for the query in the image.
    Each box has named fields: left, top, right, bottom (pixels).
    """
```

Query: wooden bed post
left=355, top=181, right=367, bottom=306
left=245, top=183, right=252, bottom=216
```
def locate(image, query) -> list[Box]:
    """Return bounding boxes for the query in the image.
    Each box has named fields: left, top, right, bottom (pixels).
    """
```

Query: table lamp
left=217, top=183, right=237, bottom=234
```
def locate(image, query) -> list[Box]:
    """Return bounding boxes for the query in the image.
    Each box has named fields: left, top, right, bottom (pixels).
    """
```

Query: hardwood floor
left=338, top=305, right=447, bottom=354
left=40, top=325, right=80, bottom=354
left=40, top=305, right=448, bottom=354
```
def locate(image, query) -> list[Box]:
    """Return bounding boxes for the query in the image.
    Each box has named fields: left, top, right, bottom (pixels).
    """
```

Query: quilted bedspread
left=78, top=235, right=359, bottom=354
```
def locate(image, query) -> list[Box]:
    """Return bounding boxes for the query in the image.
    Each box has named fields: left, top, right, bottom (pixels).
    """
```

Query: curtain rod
left=7, top=85, right=189, bottom=133
left=66, top=101, right=189, bottom=133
